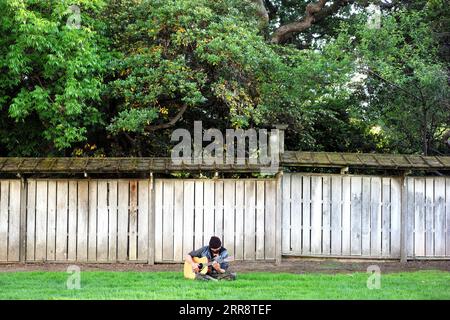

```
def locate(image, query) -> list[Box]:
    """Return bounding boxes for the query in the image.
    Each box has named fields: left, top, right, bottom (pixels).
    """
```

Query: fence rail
left=0, top=174, right=449, bottom=263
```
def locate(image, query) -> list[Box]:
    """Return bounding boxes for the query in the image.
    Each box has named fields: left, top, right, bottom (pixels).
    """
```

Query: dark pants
left=195, top=270, right=237, bottom=281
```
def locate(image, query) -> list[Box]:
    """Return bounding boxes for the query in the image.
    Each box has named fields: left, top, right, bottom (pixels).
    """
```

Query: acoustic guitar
left=183, top=256, right=234, bottom=279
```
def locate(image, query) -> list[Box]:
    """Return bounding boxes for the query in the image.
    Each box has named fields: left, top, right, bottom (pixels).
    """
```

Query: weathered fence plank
left=162, top=180, right=174, bottom=261
left=108, top=181, right=118, bottom=262
left=414, top=178, right=425, bottom=257
left=391, top=178, right=401, bottom=257
left=183, top=181, right=195, bottom=257
left=302, top=176, right=311, bottom=254
left=223, top=180, right=235, bottom=257
left=46, top=181, right=56, bottom=261
left=88, top=181, right=97, bottom=261
left=138, top=180, right=149, bottom=261
left=434, top=179, right=445, bottom=256
left=381, top=178, right=391, bottom=257
left=361, top=177, right=371, bottom=256
left=173, top=181, right=183, bottom=262
left=370, top=177, right=382, bottom=256
left=26, top=180, right=36, bottom=261
left=244, top=180, right=256, bottom=260
left=129, top=181, right=138, bottom=261
left=154, top=179, right=163, bottom=262
left=214, top=181, right=224, bottom=240
left=322, top=176, right=331, bottom=255
left=55, top=181, right=69, bottom=261
left=351, top=177, right=362, bottom=256
left=290, top=175, right=301, bottom=254
left=77, top=181, right=89, bottom=261
left=0, top=181, right=10, bottom=261
left=117, top=181, right=129, bottom=261
left=194, top=181, right=203, bottom=250
left=67, top=181, right=78, bottom=261
left=425, top=178, right=434, bottom=257
left=330, top=176, right=342, bottom=255
left=265, top=181, right=277, bottom=260
left=281, top=174, right=291, bottom=254
left=6, top=181, right=20, bottom=262
left=96, top=181, right=108, bottom=261
left=310, top=176, right=322, bottom=255
left=405, top=178, right=414, bottom=258
left=35, top=181, right=48, bottom=261
left=204, top=181, right=215, bottom=248
left=256, top=181, right=265, bottom=260
left=235, top=181, right=244, bottom=260
left=341, top=176, right=351, bottom=255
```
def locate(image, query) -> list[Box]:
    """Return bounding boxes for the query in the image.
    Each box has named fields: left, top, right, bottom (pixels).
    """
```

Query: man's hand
left=212, top=261, right=225, bottom=273
left=191, top=262, right=200, bottom=273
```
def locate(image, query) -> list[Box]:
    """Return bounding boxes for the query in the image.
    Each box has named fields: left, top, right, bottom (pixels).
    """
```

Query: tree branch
left=252, top=0, right=270, bottom=26
left=144, top=104, right=188, bottom=132
left=365, top=68, right=423, bottom=102
left=270, top=0, right=348, bottom=44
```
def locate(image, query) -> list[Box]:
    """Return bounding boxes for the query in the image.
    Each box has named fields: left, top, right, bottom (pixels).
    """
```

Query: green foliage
left=0, top=0, right=108, bottom=154
left=108, top=108, right=159, bottom=133
left=104, top=0, right=355, bottom=154
left=0, top=0, right=447, bottom=156
left=105, top=0, right=267, bottom=133
left=337, top=9, right=449, bottom=155
left=258, top=42, right=355, bottom=150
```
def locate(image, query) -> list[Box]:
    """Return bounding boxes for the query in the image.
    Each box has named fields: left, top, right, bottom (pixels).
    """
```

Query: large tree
left=0, top=0, right=108, bottom=155
left=102, top=0, right=354, bottom=156
left=0, top=0, right=447, bottom=157
left=338, top=7, right=449, bottom=155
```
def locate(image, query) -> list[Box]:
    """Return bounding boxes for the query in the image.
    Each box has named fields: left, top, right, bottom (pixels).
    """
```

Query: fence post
left=275, top=171, right=283, bottom=265
left=19, top=177, right=27, bottom=263
left=148, top=173, right=155, bottom=265
left=400, top=173, right=408, bottom=263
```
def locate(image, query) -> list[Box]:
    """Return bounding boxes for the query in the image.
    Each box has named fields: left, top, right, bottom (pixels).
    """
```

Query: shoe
left=204, top=275, right=218, bottom=281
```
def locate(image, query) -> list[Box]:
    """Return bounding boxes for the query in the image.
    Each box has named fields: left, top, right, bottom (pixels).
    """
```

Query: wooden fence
left=154, top=179, right=278, bottom=263
left=25, top=179, right=151, bottom=263
left=0, top=175, right=449, bottom=263
left=0, top=178, right=280, bottom=263
left=405, top=177, right=450, bottom=258
left=281, top=174, right=402, bottom=258
left=282, top=174, right=450, bottom=259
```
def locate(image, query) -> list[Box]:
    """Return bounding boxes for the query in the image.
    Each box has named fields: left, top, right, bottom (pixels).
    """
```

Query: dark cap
left=209, top=236, right=222, bottom=249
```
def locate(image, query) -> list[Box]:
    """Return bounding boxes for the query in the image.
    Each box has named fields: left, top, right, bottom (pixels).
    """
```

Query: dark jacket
left=188, top=246, right=229, bottom=273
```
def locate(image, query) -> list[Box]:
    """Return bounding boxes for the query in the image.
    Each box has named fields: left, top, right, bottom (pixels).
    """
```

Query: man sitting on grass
left=185, top=236, right=236, bottom=281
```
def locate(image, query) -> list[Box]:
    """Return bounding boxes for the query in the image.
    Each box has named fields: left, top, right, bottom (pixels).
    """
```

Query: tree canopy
left=0, top=0, right=448, bottom=157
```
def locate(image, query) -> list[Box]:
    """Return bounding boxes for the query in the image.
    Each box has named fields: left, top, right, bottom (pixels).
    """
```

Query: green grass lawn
left=0, top=270, right=448, bottom=300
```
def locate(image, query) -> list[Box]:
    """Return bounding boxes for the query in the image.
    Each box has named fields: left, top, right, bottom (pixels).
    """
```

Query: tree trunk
left=270, top=0, right=348, bottom=44
left=252, top=0, right=269, bottom=25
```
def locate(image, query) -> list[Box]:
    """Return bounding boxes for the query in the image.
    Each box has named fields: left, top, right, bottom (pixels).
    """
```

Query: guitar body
left=184, top=256, right=209, bottom=279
